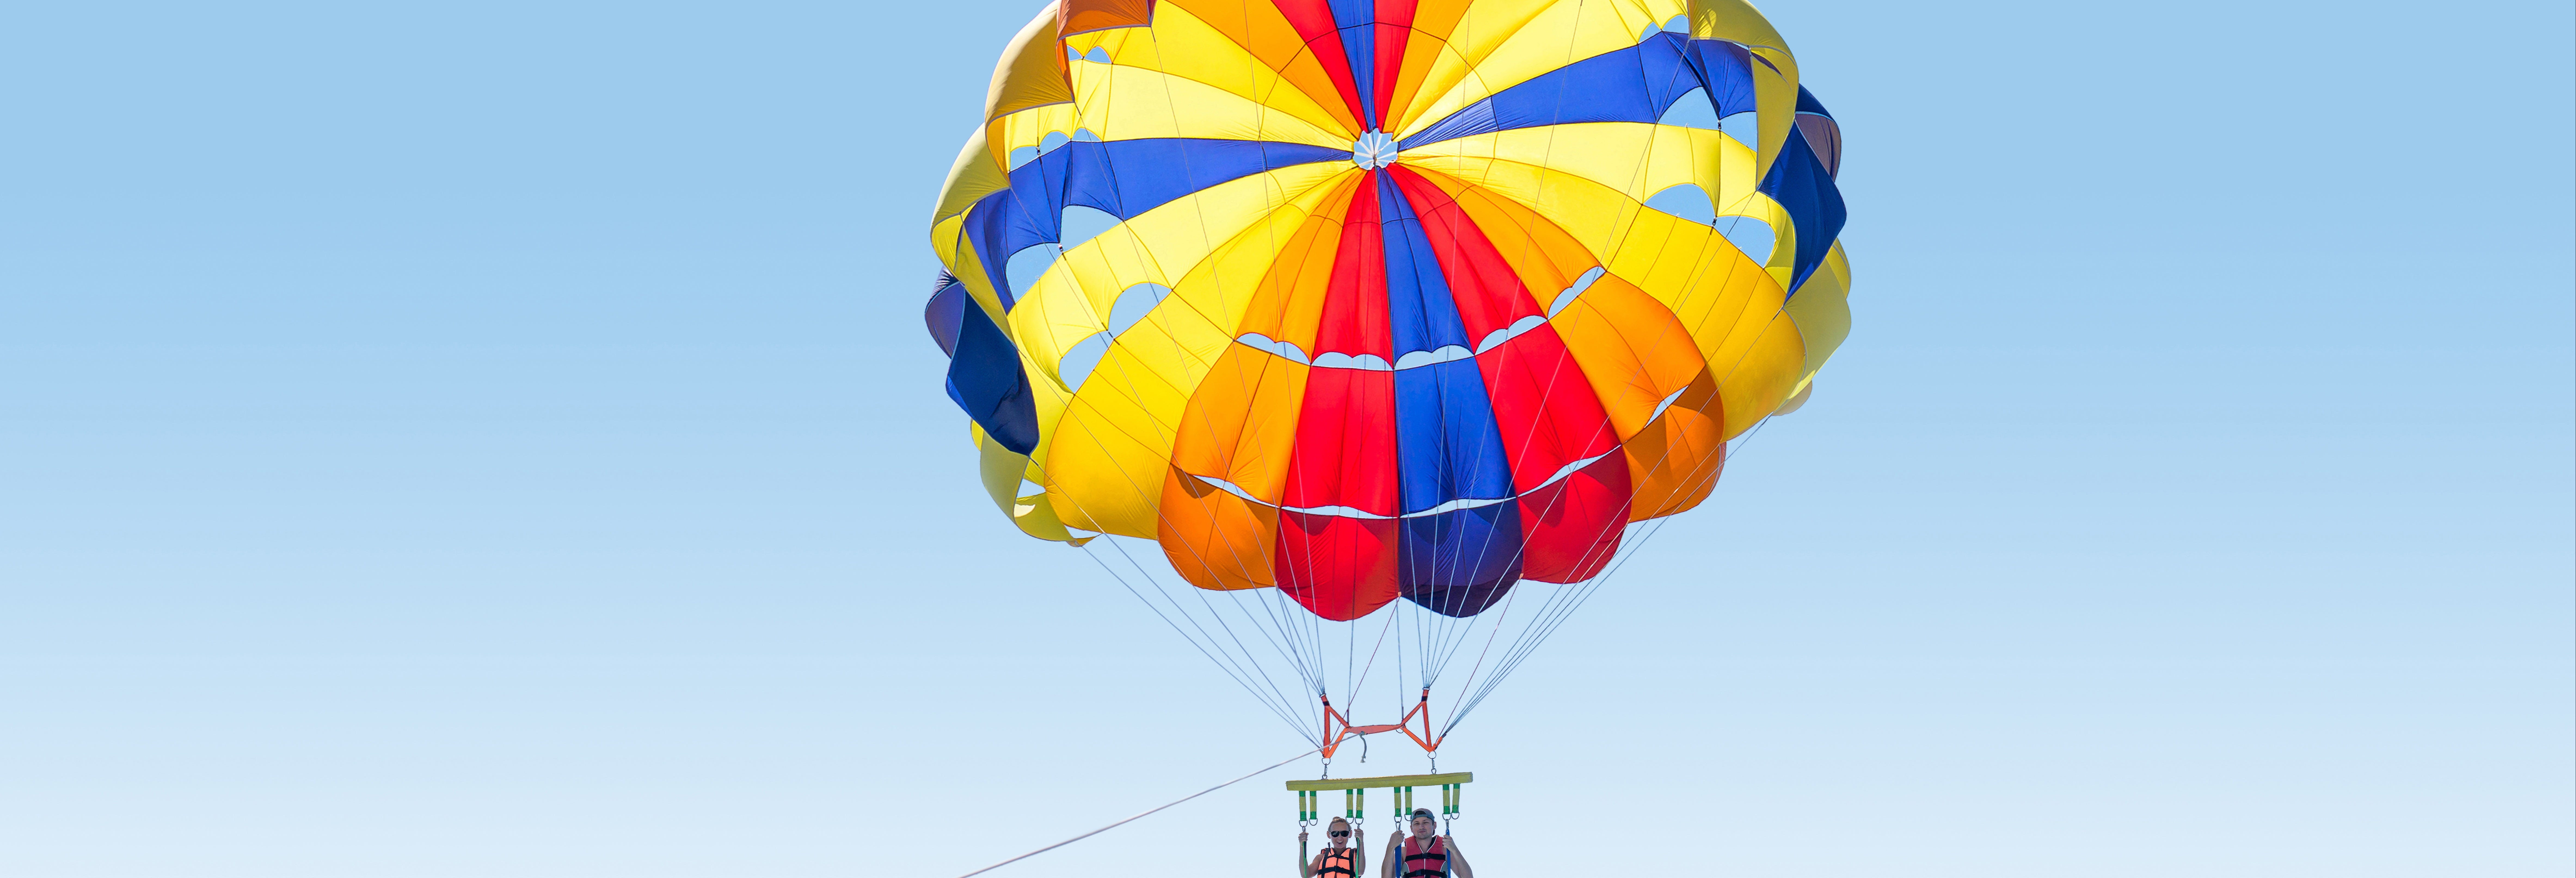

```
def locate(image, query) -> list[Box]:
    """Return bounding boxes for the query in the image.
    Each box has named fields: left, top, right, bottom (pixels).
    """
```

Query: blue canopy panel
left=1374, top=172, right=1521, bottom=617
left=959, top=138, right=1347, bottom=308
left=1793, top=84, right=1844, bottom=178
left=1325, top=0, right=1382, bottom=127
left=1761, top=88, right=1847, bottom=297
left=1687, top=39, right=1759, bottom=117
left=1401, top=33, right=1757, bottom=150
left=943, top=283, right=1042, bottom=455
left=1795, top=84, right=1833, bottom=118
left=925, top=272, right=967, bottom=358
left=1401, top=502, right=1521, bottom=617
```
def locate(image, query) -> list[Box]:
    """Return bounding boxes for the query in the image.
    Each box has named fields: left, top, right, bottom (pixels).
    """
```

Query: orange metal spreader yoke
left=1317, top=688, right=1445, bottom=760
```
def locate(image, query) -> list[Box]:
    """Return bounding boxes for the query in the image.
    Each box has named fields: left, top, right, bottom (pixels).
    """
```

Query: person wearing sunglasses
left=1297, top=816, right=1365, bottom=878
left=1383, top=808, right=1471, bottom=878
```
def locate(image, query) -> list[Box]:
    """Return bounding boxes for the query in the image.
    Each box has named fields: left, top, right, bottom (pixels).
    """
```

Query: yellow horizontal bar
left=1284, top=772, right=1472, bottom=791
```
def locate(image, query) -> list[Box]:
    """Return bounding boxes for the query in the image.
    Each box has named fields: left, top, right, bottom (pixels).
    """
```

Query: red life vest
left=1315, top=847, right=1357, bottom=877
left=1401, top=836, right=1449, bottom=878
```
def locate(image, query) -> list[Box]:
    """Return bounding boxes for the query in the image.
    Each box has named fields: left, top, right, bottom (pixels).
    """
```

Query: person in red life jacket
left=1381, top=808, right=1472, bottom=878
left=1297, top=816, right=1365, bottom=878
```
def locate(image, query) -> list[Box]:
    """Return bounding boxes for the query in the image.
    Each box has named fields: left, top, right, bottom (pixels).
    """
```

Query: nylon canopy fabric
left=926, top=0, right=1851, bottom=626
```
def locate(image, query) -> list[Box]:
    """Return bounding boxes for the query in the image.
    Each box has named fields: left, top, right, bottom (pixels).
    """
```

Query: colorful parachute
left=926, top=0, right=1850, bottom=747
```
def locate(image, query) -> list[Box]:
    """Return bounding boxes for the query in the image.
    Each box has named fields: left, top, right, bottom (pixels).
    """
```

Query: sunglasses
left=1330, top=831, right=1350, bottom=837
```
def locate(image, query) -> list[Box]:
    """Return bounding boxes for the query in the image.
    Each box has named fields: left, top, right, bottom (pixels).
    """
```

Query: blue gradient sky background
left=3, top=1, right=2569, bottom=876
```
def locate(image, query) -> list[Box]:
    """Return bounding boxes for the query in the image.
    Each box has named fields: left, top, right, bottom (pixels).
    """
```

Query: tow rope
left=952, top=748, right=1320, bottom=877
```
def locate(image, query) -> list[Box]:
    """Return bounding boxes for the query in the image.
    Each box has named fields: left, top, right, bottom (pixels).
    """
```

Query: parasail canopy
left=925, top=0, right=1852, bottom=756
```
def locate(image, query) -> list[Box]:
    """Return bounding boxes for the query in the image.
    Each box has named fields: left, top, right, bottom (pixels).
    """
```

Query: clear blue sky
left=3, top=2, right=2568, bottom=876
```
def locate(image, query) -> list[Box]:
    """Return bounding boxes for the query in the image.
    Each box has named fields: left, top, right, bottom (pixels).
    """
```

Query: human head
left=1408, top=808, right=1437, bottom=839
left=1326, top=817, right=1350, bottom=845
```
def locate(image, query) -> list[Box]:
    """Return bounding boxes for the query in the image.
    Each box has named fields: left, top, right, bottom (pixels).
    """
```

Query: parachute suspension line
left=1455, top=442, right=1734, bottom=728
left=1029, top=414, right=1323, bottom=735
left=1433, top=276, right=1786, bottom=735
left=951, top=747, right=1320, bottom=878
left=1447, top=0, right=1694, bottom=751
left=1452, top=530, right=1661, bottom=728
left=1221, top=571, right=1325, bottom=692
left=1125, top=10, right=1343, bottom=718
left=1410, top=568, right=1488, bottom=697
left=1401, top=597, right=1422, bottom=721
left=1039, top=23, right=1349, bottom=726
left=1068, top=358, right=1330, bottom=717
left=1029, top=392, right=1330, bottom=735
left=1446, top=417, right=1783, bottom=732
left=1345, top=596, right=1358, bottom=722
left=1276, top=589, right=1326, bottom=696
left=1074, top=540, right=1314, bottom=739
left=1346, top=597, right=1401, bottom=706
left=1085, top=537, right=1322, bottom=740
left=1478, top=292, right=1810, bottom=701
left=1337, top=558, right=1411, bottom=732
left=1419, top=609, right=1440, bottom=702
left=1445, top=534, right=1643, bottom=731
left=1412, top=600, right=1430, bottom=689
left=1393, top=0, right=1737, bottom=738
left=1107, top=29, right=1360, bottom=752
left=1427, top=306, right=1628, bottom=720
left=1119, top=6, right=1308, bottom=687
left=1425, top=0, right=1608, bottom=705
left=1432, top=561, right=1538, bottom=736
left=1064, top=293, right=1330, bottom=705
left=1122, top=533, right=1327, bottom=734
left=1100, top=535, right=1306, bottom=723
left=1446, top=301, right=1797, bottom=726
left=1034, top=0, right=1803, bottom=757
left=1029, top=307, right=1370, bottom=751
left=1096, top=301, right=1330, bottom=701
left=1429, top=17, right=1820, bottom=723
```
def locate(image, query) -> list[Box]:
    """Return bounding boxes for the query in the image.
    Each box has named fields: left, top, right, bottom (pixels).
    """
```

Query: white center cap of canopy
left=1352, top=130, right=1398, bottom=170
